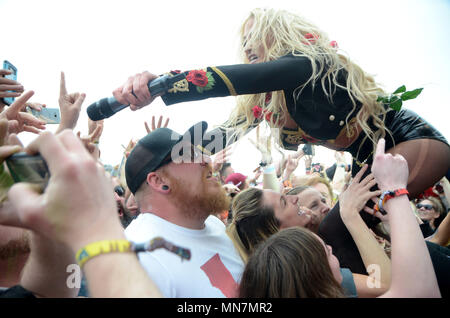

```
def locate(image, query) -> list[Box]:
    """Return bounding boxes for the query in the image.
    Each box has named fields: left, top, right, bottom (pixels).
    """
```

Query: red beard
left=161, top=168, right=230, bottom=221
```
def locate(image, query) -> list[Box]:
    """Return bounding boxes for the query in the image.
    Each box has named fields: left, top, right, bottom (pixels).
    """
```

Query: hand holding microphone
left=113, top=71, right=157, bottom=111
left=87, top=71, right=185, bottom=121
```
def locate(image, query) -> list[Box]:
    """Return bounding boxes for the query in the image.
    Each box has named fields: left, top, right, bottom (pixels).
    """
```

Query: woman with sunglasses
left=416, top=197, right=446, bottom=236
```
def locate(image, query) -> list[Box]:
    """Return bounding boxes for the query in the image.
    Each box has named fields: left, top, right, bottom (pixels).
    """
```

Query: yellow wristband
left=76, top=240, right=132, bottom=268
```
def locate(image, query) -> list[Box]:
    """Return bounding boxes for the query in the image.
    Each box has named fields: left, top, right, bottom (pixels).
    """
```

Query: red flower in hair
left=303, top=33, right=319, bottom=45
left=186, top=70, right=208, bottom=87
left=252, top=105, right=263, bottom=119
left=330, top=40, right=339, bottom=48
left=265, top=111, right=274, bottom=122
left=302, top=34, right=338, bottom=49
left=253, top=104, right=278, bottom=123
left=304, top=33, right=317, bottom=39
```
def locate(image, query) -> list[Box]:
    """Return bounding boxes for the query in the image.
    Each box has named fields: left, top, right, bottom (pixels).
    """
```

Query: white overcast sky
left=1, top=0, right=449, bottom=176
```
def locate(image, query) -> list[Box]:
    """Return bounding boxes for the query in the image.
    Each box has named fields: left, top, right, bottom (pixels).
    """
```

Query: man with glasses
left=124, top=121, right=244, bottom=298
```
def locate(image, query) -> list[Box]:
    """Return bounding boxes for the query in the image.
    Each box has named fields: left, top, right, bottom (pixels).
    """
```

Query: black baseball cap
left=125, top=121, right=208, bottom=194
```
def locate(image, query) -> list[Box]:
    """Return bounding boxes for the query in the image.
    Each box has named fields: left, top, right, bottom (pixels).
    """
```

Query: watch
left=374, top=188, right=409, bottom=214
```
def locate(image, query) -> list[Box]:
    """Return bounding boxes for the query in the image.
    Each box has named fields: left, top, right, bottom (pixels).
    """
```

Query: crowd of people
left=0, top=7, right=449, bottom=299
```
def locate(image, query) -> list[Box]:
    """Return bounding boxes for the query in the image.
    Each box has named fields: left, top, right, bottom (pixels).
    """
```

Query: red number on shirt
left=200, top=253, right=239, bottom=298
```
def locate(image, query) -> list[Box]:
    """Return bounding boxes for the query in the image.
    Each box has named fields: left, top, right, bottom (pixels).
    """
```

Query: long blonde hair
left=226, top=188, right=280, bottom=263
left=221, top=8, right=390, bottom=153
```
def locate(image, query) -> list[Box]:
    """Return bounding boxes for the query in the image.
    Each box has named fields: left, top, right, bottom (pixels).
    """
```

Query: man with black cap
left=124, top=121, right=244, bottom=298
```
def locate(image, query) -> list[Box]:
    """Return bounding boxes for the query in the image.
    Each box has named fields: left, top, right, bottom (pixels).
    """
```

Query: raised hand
left=0, top=131, right=122, bottom=251
left=88, top=118, right=104, bottom=143
left=371, top=138, right=409, bottom=192
left=144, top=115, right=170, bottom=134
left=339, top=164, right=382, bottom=222
left=0, top=91, right=46, bottom=134
left=249, top=126, right=272, bottom=164
left=77, top=125, right=103, bottom=157
left=284, top=154, right=301, bottom=175
left=0, top=69, right=24, bottom=108
left=123, top=138, right=138, bottom=158
left=56, top=72, right=86, bottom=132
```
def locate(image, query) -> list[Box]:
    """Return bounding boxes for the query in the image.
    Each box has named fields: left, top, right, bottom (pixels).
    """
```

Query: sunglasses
left=114, top=185, right=125, bottom=197
left=416, top=203, right=434, bottom=210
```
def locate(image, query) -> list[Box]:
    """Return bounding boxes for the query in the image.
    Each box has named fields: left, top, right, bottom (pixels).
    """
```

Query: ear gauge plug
left=162, top=185, right=169, bottom=190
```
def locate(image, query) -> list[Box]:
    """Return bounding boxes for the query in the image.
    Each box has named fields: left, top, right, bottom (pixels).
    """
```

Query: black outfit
left=160, top=54, right=450, bottom=274
left=420, top=221, right=437, bottom=238
left=161, top=54, right=448, bottom=157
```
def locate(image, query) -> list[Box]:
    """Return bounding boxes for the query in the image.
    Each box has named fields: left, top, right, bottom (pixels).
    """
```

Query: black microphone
left=87, top=73, right=186, bottom=121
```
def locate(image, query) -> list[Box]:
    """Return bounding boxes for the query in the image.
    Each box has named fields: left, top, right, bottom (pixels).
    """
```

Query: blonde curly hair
left=221, top=8, right=391, bottom=153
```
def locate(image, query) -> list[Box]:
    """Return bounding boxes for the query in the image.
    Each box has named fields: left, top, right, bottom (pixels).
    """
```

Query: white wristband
left=263, top=164, right=276, bottom=174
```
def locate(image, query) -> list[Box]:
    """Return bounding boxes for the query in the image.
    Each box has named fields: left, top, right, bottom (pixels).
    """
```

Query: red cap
left=225, top=173, right=247, bottom=187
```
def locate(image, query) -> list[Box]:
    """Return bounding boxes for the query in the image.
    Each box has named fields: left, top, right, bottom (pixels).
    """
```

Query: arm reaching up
left=339, top=164, right=390, bottom=297
left=55, top=72, right=86, bottom=134
left=371, top=139, right=440, bottom=298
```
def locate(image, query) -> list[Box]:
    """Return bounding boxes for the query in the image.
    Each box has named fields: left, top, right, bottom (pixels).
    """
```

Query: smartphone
left=26, top=107, right=61, bottom=124
left=302, top=144, right=315, bottom=156
left=2, top=60, right=18, bottom=106
left=5, top=152, right=50, bottom=190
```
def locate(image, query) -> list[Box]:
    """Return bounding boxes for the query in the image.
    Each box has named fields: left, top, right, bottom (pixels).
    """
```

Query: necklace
left=354, top=150, right=374, bottom=168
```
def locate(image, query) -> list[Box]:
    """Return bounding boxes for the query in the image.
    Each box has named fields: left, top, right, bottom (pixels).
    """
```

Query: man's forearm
left=69, top=226, right=163, bottom=298
left=82, top=252, right=163, bottom=298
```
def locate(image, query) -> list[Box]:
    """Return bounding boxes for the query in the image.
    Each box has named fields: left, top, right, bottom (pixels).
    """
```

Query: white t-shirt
left=125, top=213, right=244, bottom=298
